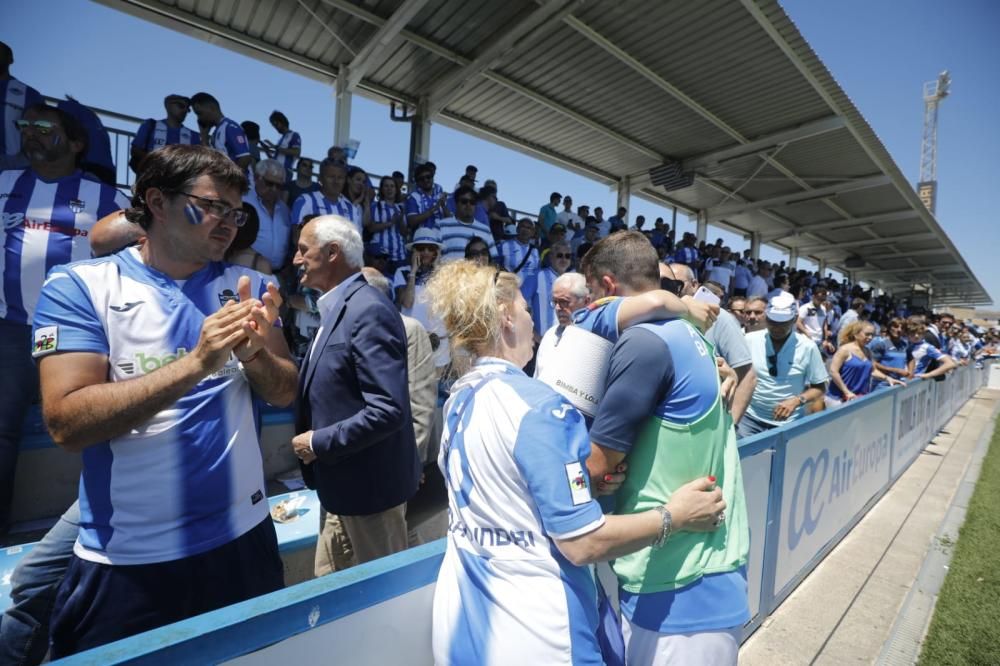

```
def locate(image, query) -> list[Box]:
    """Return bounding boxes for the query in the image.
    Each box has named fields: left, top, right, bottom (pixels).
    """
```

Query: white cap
left=406, top=227, right=443, bottom=249
left=766, top=292, right=798, bottom=323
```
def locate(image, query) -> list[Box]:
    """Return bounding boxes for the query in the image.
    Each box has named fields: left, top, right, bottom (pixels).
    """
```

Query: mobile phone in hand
left=693, top=286, right=721, bottom=306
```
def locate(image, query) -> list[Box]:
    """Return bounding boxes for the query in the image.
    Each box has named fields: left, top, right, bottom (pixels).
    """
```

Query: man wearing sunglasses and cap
left=31, top=144, right=297, bottom=656
left=739, top=292, right=828, bottom=438
left=130, top=94, right=201, bottom=172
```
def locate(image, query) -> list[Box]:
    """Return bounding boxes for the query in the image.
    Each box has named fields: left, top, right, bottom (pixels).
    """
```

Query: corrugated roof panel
left=101, top=0, right=989, bottom=304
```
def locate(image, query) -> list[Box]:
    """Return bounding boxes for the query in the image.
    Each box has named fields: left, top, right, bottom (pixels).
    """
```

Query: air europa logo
left=787, top=433, right=889, bottom=551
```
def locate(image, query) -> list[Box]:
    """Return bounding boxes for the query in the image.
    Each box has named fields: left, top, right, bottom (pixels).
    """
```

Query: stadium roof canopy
left=98, top=0, right=990, bottom=305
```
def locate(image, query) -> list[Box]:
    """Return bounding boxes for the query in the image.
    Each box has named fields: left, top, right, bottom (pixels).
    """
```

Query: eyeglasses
left=551, top=298, right=575, bottom=309
left=259, top=179, right=285, bottom=190
left=767, top=354, right=778, bottom=377
left=414, top=244, right=438, bottom=253
left=171, top=191, right=248, bottom=227
left=15, top=119, right=59, bottom=135
left=553, top=253, right=572, bottom=259
left=456, top=198, right=476, bottom=205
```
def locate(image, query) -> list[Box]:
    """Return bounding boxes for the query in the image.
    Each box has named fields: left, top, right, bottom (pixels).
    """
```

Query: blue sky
left=4, top=0, right=996, bottom=305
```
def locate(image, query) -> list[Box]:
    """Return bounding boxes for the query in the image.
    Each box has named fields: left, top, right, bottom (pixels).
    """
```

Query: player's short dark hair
left=189, top=92, right=219, bottom=108
left=580, top=230, right=659, bottom=292
left=269, top=110, right=289, bottom=126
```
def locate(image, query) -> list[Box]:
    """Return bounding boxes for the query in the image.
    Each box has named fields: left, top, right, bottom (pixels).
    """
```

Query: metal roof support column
left=750, top=232, right=761, bottom=261
left=407, top=97, right=432, bottom=183
left=818, top=259, right=827, bottom=279
left=789, top=247, right=799, bottom=270
left=695, top=212, right=707, bottom=243
left=334, top=64, right=352, bottom=149
left=616, top=176, right=631, bottom=217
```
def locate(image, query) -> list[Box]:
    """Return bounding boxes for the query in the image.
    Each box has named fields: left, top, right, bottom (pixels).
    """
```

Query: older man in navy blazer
left=291, top=214, right=421, bottom=566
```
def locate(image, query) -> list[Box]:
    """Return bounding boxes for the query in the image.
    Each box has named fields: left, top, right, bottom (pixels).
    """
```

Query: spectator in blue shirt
left=868, top=317, right=911, bottom=388
left=190, top=92, right=253, bottom=172
left=263, top=110, right=301, bottom=180
left=538, top=191, right=561, bottom=239
left=131, top=94, right=200, bottom=172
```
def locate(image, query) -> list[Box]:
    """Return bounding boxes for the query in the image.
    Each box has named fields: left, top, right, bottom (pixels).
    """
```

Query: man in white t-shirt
left=555, top=195, right=582, bottom=232
left=796, top=285, right=834, bottom=355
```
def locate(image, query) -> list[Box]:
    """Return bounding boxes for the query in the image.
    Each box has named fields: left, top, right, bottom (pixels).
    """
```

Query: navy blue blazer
left=295, top=275, right=421, bottom=516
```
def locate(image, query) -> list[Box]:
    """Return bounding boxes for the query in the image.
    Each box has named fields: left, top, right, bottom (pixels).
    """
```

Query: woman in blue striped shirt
left=366, top=175, right=408, bottom=272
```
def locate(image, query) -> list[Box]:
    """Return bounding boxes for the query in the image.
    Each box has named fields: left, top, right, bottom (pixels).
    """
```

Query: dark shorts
left=50, top=516, right=284, bottom=658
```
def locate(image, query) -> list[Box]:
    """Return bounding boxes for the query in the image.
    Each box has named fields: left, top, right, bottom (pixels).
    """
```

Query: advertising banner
left=774, top=393, right=894, bottom=595
left=739, top=448, right=773, bottom=620
left=891, top=380, right=934, bottom=479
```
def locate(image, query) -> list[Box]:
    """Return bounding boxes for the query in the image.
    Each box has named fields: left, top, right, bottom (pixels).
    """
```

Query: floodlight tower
left=917, top=70, right=950, bottom=214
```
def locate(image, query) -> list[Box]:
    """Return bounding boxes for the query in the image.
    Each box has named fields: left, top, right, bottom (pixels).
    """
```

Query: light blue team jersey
left=434, top=216, right=497, bottom=263
left=132, top=119, right=201, bottom=153
left=571, top=297, right=749, bottom=633
left=910, top=340, right=943, bottom=375
left=1, top=168, right=129, bottom=325
left=275, top=130, right=301, bottom=174
left=31, top=246, right=274, bottom=565
left=530, top=267, right=559, bottom=336
left=1, top=77, right=43, bottom=155
left=210, top=116, right=251, bottom=162
left=433, top=358, right=605, bottom=665
left=405, top=186, right=445, bottom=228
left=290, top=191, right=363, bottom=237
left=498, top=239, right=539, bottom=301
left=369, top=200, right=407, bottom=261
left=868, top=335, right=908, bottom=389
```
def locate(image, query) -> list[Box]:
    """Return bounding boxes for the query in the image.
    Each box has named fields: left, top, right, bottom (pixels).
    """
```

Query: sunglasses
left=551, top=298, right=575, bottom=309
left=456, top=198, right=476, bottom=205
left=172, top=191, right=248, bottom=227
left=466, top=249, right=490, bottom=258
left=660, top=277, right=685, bottom=295
left=15, top=119, right=59, bottom=135
left=767, top=354, right=778, bottom=377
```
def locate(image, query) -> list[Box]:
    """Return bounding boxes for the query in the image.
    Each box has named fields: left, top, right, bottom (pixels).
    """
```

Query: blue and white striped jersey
left=275, top=130, right=301, bottom=175
left=531, top=267, right=559, bottom=337
left=290, top=191, right=363, bottom=236
left=369, top=200, right=407, bottom=261
left=132, top=119, right=201, bottom=153
left=498, top=239, right=539, bottom=302
left=210, top=117, right=251, bottom=163
left=433, top=358, right=605, bottom=666
left=405, top=186, right=445, bottom=228
left=31, top=246, right=273, bottom=565
left=434, top=216, right=496, bottom=263
left=1, top=168, right=129, bottom=325
left=1, top=77, right=43, bottom=156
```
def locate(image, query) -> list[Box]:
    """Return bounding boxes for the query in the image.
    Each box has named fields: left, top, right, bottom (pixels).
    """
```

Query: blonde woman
left=427, top=261, right=724, bottom=666
left=827, top=320, right=902, bottom=405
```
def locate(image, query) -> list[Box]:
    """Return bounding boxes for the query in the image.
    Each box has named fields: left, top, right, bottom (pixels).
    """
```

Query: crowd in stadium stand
left=2, top=40, right=1000, bottom=663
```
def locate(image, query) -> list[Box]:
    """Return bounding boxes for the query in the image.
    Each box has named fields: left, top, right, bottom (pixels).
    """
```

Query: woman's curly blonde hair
left=425, top=261, right=521, bottom=373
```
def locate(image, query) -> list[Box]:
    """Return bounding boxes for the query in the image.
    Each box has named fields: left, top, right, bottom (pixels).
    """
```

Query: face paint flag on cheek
left=184, top=202, right=205, bottom=226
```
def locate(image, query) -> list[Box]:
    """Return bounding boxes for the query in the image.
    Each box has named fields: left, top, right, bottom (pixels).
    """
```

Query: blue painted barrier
left=52, top=363, right=992, bottom=664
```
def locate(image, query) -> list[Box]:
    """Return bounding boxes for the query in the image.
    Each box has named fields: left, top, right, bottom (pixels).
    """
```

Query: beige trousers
left=313, top=502, right=409, bottom=577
